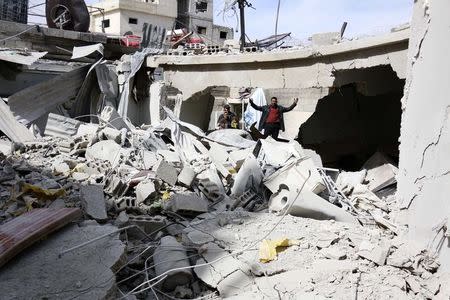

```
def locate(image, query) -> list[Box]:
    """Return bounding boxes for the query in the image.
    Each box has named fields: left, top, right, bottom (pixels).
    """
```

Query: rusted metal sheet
left=0, top=208, right=81, bottom=268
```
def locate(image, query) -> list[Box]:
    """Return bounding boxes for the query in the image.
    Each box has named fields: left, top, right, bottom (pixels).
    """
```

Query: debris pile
left=0, top=48, right=448, bottom=299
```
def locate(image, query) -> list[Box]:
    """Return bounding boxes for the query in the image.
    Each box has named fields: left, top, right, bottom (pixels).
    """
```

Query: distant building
left=176, top=0, right=233, bottom=45
left=89, top=0, right=177, bottom=37
left=0, top=0, right=28, bottom=24
left=89, top=0, right=233, bottom=45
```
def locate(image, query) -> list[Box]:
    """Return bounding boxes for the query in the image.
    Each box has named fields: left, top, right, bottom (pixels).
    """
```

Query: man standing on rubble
left=217, top=104, right=237, bottom=129
left=249, top=96, right=298, bottom=141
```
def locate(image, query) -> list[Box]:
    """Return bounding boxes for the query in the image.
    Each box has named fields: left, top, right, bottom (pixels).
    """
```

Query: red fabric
left=266, top=106, right=280, bottom=123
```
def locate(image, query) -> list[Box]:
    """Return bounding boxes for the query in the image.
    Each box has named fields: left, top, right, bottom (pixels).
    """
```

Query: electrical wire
left=124, top=170, right=312, bottom=297
left=0, top=26, right=37, bottom=43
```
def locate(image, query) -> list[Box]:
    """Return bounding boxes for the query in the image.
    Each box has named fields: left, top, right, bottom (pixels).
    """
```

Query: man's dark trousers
left=263, top=123, right=281, bottom=140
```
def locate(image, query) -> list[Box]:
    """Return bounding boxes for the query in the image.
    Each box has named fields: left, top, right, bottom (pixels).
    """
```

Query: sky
left=213, top=0, right=413, bottom=41
left=27, top=0, right=413, bottom=41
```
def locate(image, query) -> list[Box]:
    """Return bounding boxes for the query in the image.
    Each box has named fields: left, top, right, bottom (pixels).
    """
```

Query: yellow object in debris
left=21, top=183, right=66, bottom=200
left=162, top=190, right=171, bottom=201
left=259, top=238, right=300, bottom=263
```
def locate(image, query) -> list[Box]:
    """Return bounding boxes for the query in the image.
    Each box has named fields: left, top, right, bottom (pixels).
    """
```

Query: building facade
left=89, top=0, right=233, bottom=45
left=176, top=0, right=233, bottom=45
left=89, top=0, right=177, bottom=37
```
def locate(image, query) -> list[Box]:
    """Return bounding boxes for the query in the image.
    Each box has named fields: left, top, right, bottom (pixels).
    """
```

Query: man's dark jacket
left=249, top=100, right=296, bottom=131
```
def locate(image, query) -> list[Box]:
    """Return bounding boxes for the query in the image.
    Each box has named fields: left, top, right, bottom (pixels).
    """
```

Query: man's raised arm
left=284, top=98, right=299, bottom=112
left=249, top=98, right=263, bottom=111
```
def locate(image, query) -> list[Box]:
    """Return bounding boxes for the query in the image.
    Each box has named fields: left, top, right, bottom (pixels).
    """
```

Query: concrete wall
left=147, top=30, right=409, bottom=137
left=212, top=24, right=234, bottom=46
left=397, top=0, right=450, bottom=271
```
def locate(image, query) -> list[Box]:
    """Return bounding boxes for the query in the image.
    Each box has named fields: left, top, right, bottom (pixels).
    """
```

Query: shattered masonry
left=0, top=0, right=449, bottom=298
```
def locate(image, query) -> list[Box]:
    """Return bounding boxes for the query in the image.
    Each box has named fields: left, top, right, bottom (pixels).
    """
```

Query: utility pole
left=238, top=0, right=246, bottom=52
left=275, top=0, right=281, bottom=36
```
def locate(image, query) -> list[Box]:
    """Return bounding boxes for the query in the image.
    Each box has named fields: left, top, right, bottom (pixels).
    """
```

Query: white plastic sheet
left=244, top=88, right=266, bottom=128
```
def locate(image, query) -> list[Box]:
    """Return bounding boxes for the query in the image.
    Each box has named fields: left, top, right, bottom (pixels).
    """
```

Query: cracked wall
left=397, top=0, right=450, bottom=271
left=153, top=34, right=408, bottom=138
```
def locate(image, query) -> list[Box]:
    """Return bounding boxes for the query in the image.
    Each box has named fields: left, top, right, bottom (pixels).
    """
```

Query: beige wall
left=397, top=0, right=450, bottom=271
left=147, top=30, right=409, bottom=137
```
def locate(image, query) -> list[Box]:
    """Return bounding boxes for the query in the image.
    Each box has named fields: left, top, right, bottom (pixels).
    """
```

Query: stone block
left=154, top=159, right=179, bottom=186
left=135, top=180, right=156, bottom=205
left=177, top=166, right=196, bottom=187
left=80, top=184, right=108, bottom=222
left=128, top=215, right=167, bottom=234
left=165, top=193, right=208, bottom=216
left=85, top=140, right=123, bottom=166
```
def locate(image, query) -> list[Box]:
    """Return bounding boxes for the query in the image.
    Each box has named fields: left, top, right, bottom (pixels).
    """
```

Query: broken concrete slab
left=217, top=269, right=253, bottom=298
left=358, top=240, right=390, bottom=265
left=177, top=166, right=196, bottom=187
left=362, top=152, right=398, bottom=192
left=0, top=222, right=125, bottom=299
left=365, top=164, right=398, bottom=192
left=99, top=127, right=122, bottom=143
left=80, top=184, right=108, bottom=222
left=157, top=149, right=181, bottom=165
left=335, top=170, right=367, bottom=195
left=321, top=247, right=347, bottom=260
left=231, top=155, right=263, bottom=197
left=0, top=139, right=12, bottom=156
left=153, top=236, right=193, bottom=291
left=86, top=140, right=129, bottom=166
left=194, top=242, right=249, bottom=289
left=0, top=208, right=81, bottom=268
left=141, top=150, right=159, bottom=169
left=186, top=229, right=215, bottom=246
left=164, top=193, right=208, bottom=216
left=100, top=105, right=131, bottom=131
left=154, top=159, right=179, bottom=186
left=135, top=180, right=156, bottom=205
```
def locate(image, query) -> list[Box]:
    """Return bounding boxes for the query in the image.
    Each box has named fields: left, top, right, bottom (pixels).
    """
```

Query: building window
left=129, top=18, right=138, bottom=24
left=220, top=31, right=227, bottom=39
left=195, top=1, right=208, bottom=12
left=197, top=26, right=207, bottom=35
left=102, top=19, right=110, bottom=28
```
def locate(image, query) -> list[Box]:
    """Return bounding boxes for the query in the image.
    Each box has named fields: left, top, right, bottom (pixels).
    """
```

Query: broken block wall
left=397, top=0, right=450, bottom=271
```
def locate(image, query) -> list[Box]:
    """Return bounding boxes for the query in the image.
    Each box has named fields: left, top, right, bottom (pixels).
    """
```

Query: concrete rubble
left=0, top=79, right=447, bottom=298
left=0, top=9, right=449, bottom=298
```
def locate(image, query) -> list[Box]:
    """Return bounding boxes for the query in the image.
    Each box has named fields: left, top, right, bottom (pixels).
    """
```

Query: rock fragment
left=80, top=184, right=108, bottom=221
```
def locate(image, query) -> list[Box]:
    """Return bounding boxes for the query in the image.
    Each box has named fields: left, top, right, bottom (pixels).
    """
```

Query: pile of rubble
left=0, top=46, right=449, bottom=299
left=0, top=99, right=449, bottom=299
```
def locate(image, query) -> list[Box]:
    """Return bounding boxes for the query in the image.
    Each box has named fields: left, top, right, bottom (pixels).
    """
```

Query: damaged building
left=0, top=0, right=449, bottom=299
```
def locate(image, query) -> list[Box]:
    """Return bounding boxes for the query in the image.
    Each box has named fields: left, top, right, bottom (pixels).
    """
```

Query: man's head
left=223, top=104, right=231, bottom=114
left=271, top=97, right=278, bottom=107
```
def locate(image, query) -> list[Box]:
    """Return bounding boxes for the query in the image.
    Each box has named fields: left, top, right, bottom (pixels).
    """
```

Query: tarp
left=244, top=88, right=266, bottom=128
